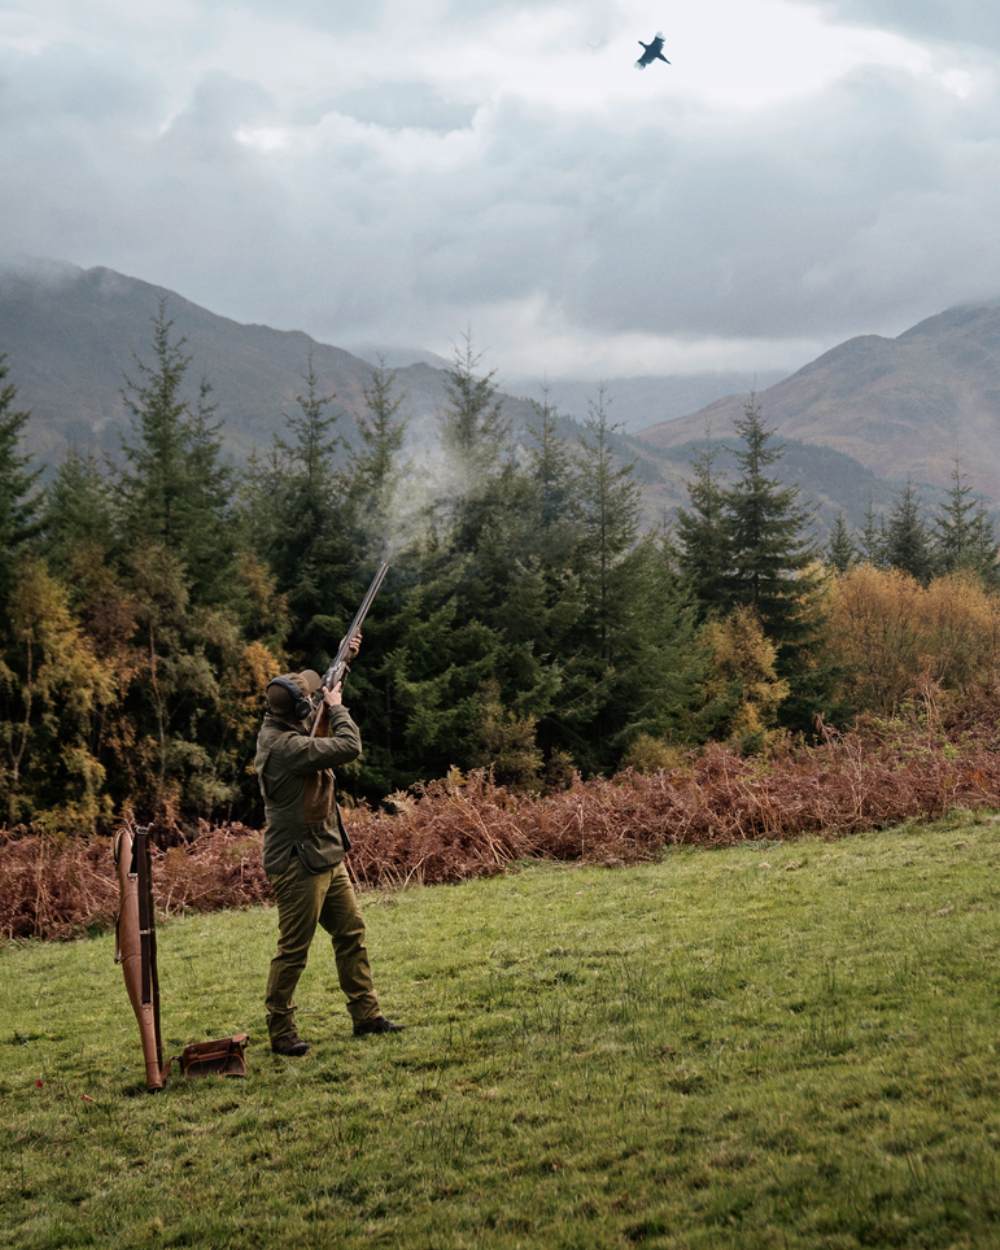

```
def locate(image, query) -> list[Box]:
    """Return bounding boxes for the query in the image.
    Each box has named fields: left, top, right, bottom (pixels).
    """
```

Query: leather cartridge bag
left=179, top=1034, right=249, bottom=1078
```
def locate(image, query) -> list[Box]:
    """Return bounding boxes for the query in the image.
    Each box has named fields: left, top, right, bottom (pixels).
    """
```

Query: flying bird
left=636, top=32, right=670, bottom=69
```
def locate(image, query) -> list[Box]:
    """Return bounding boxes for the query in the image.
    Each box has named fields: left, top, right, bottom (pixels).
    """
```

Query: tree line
left=1, top=309, right=997, bottom=832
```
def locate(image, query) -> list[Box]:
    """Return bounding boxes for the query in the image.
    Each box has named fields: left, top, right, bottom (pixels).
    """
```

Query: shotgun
left=307, top=561, right=390, bottom=738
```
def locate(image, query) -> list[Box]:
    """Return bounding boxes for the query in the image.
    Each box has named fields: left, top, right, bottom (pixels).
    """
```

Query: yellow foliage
left=222, top=640, right=284, bottom=742
left=474, top=680, right=543, bottom=791
left=823, top=567, right=1000, bottom=714
left=622, top=734, right=688, bottom=774
left=0, top=560, right=116, bottom=829
left=699, top=607, right=790, bottom=748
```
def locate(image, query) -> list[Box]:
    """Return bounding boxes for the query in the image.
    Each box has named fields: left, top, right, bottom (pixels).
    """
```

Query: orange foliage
left=7, top=698, right=1000, bottom=940
left=824, top=567, right=1000, bottom=714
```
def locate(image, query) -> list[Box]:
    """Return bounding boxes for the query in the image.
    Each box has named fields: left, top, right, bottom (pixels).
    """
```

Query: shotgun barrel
left=307, top=561, right=390, bottom=738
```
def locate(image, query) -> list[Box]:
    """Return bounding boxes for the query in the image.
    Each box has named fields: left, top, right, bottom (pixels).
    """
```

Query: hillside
left=0, top=260, right=955, bottom=532
left=2, top=819, right=997, bottom=1249
left=502, top=370, right=788, bottom=434
left=0, top=260, right=631, bottom=473
left=639, top=301, right=1000, bottom=502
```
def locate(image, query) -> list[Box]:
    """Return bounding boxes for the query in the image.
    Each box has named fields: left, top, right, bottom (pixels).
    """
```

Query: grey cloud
left=332, top=82, right=474, bottom=132
left=2, top=12, right=999, bottom=373
left=801, top=2, right=1000, bottom=50
left=203, top=0, right=385, bottom=31
left=0, top=43, right=159, bottom=123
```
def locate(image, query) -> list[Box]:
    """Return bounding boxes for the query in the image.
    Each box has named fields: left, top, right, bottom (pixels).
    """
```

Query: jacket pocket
left=296, top=828, right=345, bottom=873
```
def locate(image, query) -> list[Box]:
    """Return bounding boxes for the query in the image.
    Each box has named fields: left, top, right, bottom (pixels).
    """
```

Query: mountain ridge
left=0, top=259, right=978, bottom=535
left=638, top=299, right=1000, bottom=502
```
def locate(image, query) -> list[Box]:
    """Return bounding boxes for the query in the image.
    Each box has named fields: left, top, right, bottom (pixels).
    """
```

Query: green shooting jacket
left=254, top=705, right=362, bottom=877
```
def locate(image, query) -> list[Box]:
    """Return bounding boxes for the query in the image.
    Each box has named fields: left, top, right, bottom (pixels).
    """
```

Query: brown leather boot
left=353, top=1016, right=404, bottom=1037
left=271, top=1034, right=310, bottom=1056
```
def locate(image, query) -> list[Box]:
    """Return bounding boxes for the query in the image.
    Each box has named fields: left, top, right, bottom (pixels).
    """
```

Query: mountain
left=638, top=302, right=1000, bottom=502
left=500, top=371, right=788, bottom=434
left=0, top=259, right=964, bottom=537
left=349, top=344, right=453, bottom=371
left=0, top=260, right=610, bottom=470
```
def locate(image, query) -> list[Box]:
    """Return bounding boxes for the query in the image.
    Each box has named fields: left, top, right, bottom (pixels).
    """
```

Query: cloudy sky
left=1, top=0, right=998, bottom=377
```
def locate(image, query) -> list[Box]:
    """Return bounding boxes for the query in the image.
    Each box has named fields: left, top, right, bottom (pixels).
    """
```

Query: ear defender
left=267, top=677, right=314, bottom=721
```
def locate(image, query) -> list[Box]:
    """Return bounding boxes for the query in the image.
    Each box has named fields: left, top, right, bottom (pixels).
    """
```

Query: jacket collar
left=263, top=712, right=308, bottom=735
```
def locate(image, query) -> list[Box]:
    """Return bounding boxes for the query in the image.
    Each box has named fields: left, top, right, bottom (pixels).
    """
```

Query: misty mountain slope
left=644, top=436, right=950, bottom=539
left=638, top=301, right=1000, bottom=502
left=501, top=371, right=789, bottom=434
left=0, top=261, right=619, bottom=472
left=0, top=259, right=951, bottom=536
left=0, top=261, right=377, bottom=460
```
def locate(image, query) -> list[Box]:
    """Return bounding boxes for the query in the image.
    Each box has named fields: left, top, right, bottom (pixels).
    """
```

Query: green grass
left=2, top=816, right=999, bottom=1250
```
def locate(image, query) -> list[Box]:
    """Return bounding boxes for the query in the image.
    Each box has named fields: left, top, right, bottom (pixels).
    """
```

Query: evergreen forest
left=1, top=308, right=997, bottom=833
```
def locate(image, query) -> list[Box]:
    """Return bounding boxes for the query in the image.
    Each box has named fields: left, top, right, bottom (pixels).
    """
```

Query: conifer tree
left=0, top=354, right=41, bottom=608
left=268, top=354, right=356, bottom=664
left=119, top=304, right=193, bottom=546
left=564, top=390, right=705, bottom=767
left=675, top=440, right=730, bottom=616
left=118, top=304, right=232, bottom=603
left=724, top=395, right=819, bottom=648
left=181, top=378, right=234, bottom=603
left=827, top=513, right=856, bottom=573
left=576, top=389, right=642, bottom=665
left=527, top=390, right=578, bottom=546
left=885, top=481, right=933, bottom=584
left=440, top=332, right=509, bottom=481
left=42, top=450, right=115, bottom=577
left=351, top=359, right=407, bottom=555
left=859, top=498, right=887, bottom=567
left=933, top=463, right=998, bottom=584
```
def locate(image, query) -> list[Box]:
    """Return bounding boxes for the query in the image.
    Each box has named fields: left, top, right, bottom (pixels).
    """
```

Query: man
left=255, top=639, right=402, bottom=1055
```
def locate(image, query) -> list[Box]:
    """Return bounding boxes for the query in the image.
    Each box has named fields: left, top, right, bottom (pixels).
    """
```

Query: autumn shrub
left=621, top=734, right=689, bottom=774
left=698, top=606, right=789, bottom=746
left=823, top=566, right=1000, bottom=715
left=0, top=560, right=116, bottom=830
left=7, top=692, right=1000, bottom=941
left=0, top=823, right=269, bottom=941
left=472, top=680, right=544, bottom=790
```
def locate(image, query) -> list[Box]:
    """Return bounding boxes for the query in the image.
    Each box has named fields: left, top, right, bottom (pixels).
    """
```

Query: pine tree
left=566, top=389, right=704, bottom=768
left=42, top=450, right=115, bottom=573
left=181, top=378, right=234, bottom=603
left=440, top=332, right=509, bottom=481
left=859, top=498, right=886, bottom=567
left=351, top=359, right=407, bottom=555
left=933, top=462, right=999, bottom=584
left=724, top=395, right=819, bottom=648
left=885, top=481, right=933, bottom=584
left=119, top=304, right=194, bottom=548
left=118, top=303, right=232, bottom=603
left=527, top=390, right=578, bottom=542
left=576, top=388, right=642, bottom=666
left=267, top=353, right=356, bottom=664
left=675, top=440, right=730, bottom=616
left=827, top=513, right=856, bottom=573
left=0, top=354, right=41, bottom=608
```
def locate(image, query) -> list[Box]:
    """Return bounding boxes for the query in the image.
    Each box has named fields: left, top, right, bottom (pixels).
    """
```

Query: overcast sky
left=2, top=0, right=999, bottom=377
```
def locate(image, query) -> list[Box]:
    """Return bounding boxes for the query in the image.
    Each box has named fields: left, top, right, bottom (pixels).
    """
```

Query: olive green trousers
left=265, top=856, right=380, bottom=1042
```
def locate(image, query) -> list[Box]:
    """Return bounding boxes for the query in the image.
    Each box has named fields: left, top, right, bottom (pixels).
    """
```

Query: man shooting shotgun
left=254, top=562, right=401, bottom=1055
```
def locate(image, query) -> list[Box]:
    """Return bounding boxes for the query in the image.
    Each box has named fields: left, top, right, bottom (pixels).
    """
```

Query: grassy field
left=1, top=816, right=999, bottom=1250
